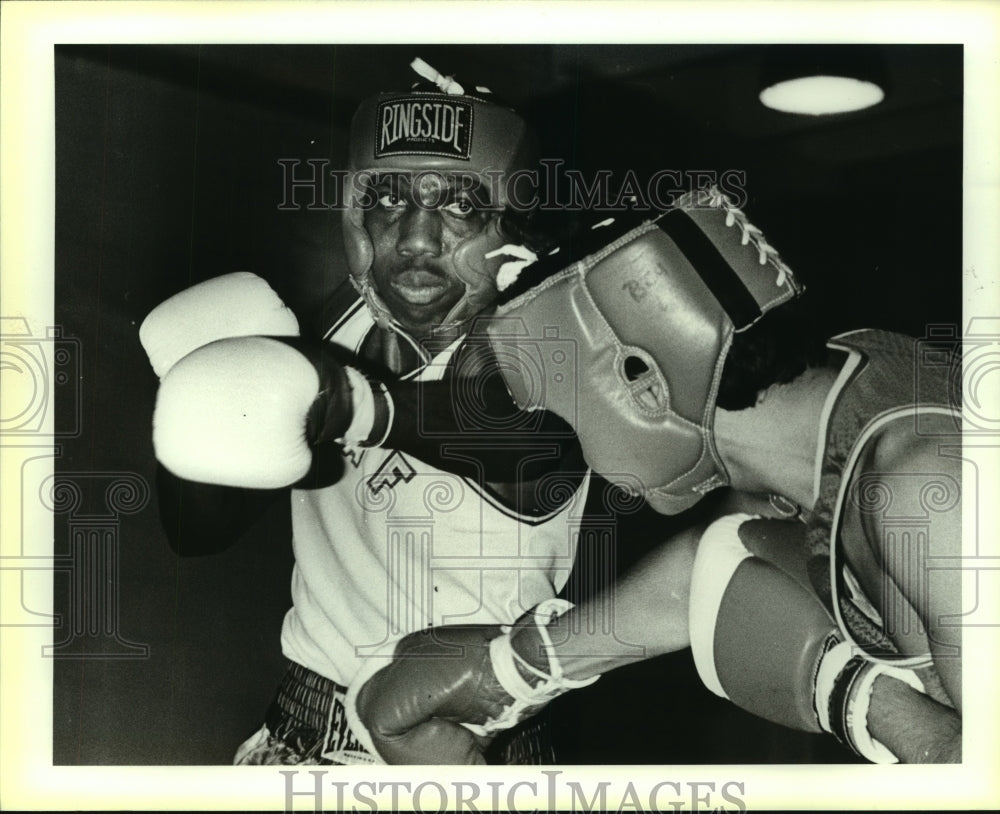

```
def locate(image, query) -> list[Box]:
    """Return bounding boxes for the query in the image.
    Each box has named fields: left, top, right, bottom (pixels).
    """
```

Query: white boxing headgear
left=343, top=65, right=538, bottom=333
left=486, top=186, right=804, bottom=514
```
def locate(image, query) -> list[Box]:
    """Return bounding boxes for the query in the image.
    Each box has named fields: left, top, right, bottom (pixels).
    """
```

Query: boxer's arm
left=509, top=523, right=701, bottom=680
left=523, top=510, right=959, bottom=763
left=859, top=415, right=963, bottom=713
left=155, top=464, right=284, bottom=556
left=346, top=536, right=696, bottom=765
left=347, top=495, right=807, bottom=764
left=508, top=491, right=794, bottom=677
left=379, top=357, right=583, bottom=485
left=345, top=330, right=588, bottom=514
left=867, top=674, right=961, bottom=763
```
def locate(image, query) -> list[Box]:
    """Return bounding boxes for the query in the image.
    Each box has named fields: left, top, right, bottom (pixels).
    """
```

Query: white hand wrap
left=337, top=366, right=393, bottom=448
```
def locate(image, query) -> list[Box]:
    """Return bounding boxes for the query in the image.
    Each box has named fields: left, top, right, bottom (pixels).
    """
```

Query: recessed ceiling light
left=760, top=74, right=885, bottom=115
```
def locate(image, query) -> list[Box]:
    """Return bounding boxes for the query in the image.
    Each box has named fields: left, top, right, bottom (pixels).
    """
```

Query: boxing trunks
left=234, top=662, right=554, bottom=765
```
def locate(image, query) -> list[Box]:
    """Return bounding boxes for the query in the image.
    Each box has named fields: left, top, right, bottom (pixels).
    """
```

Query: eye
left=442, top=197, right=475, bottom=217
left=378, top=192, right=406, bottom=211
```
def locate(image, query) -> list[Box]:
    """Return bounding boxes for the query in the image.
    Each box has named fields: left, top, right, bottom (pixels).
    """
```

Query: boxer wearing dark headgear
left=142, top=59, right=589, bottom=765
left=347, top=187, right=963, bottom=765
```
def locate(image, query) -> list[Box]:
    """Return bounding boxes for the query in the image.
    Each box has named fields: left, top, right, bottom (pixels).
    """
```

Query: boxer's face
left=364, top=172, right=504, bottom=337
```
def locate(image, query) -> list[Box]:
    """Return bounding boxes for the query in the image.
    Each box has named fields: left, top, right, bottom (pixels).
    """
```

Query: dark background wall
left=52, top=43, right=962, bottom=765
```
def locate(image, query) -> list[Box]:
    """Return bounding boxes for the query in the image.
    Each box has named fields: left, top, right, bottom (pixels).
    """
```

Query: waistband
left=267, top=661, right=349, bottom=735
left=266, top=659, right=554, bottom=765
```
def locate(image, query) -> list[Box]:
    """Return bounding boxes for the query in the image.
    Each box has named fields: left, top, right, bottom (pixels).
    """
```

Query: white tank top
left=280, top=301, right=589, bottom=685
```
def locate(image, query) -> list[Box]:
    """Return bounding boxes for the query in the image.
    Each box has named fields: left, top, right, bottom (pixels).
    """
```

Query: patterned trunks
left=234, top=661, right=554, bottom=765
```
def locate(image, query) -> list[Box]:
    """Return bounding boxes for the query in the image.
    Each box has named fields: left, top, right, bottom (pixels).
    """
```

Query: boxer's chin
left=386, top=297, right=458, bottom=337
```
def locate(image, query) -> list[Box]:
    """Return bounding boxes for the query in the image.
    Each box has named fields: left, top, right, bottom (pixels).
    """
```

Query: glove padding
left=689, top=513, right=926, bottom=763
left=345, top=599, right=599, bottom=764
left=153, top=336, right=354, bottom=488
left=349, top=625, right=505, bottom=765
left=140, top=272, right=299, bottom=379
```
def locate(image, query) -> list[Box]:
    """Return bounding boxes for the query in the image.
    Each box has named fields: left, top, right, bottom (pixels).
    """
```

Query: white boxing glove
left=139, top=272, right=299, bottom=379
left=154, top=336, right=346, bottom=488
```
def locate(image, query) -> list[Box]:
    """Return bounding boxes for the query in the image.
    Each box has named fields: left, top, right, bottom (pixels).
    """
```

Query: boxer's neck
left=713, top=366, right=839, bottom=510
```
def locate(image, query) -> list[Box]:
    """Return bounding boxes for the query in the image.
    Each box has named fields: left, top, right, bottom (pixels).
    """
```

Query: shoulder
left=853, top=414, right=962, bottom=553
left=865, top=412, right=960, bottom=479
left=448, top=320, right=503, bottom=379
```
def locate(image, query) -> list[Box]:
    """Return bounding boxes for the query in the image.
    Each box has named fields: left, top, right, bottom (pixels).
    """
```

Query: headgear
left=486, top=186, right=804, bottom=514
left=343, top=60, right=538, bottom=333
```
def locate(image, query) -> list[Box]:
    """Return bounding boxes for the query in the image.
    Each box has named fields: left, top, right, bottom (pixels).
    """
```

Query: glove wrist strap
left=815, top=640, right=925, bottom=763
left=463, top=600, right=601, bottom=738
left=339, top=366, right=393, bottom=447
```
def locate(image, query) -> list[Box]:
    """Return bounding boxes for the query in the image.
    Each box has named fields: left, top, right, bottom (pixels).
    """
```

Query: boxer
left=348, top=187, right=963, bottom=764
left=142, top=59, right=589, bottom=765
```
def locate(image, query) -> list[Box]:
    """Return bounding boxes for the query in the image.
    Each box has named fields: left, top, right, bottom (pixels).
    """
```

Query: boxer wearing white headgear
left=350, top=187, right=962, bottom=765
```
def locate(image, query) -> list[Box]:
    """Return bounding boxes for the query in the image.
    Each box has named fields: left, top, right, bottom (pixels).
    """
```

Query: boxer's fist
left=153, top=336, right=355, bottom=488
left=345, top=599, right=599, bottom=764
left=140, top=272, right=299, bottom=379
left=351, top=626, right=507, bottom=765
left=688, top=514, right=926, bottom=763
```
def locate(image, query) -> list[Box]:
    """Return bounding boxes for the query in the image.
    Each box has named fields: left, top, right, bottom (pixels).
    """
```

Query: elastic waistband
left=268, top=661, right=348, bottom=735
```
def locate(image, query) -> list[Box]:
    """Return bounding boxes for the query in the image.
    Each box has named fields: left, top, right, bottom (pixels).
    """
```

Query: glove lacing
left=463, top=598, right=600, bottom=736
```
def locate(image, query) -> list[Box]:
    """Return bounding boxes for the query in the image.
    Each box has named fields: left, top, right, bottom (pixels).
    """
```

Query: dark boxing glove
left=688, top=514, right=926, bottom=763
left=345, top=599, right=598, bottom=764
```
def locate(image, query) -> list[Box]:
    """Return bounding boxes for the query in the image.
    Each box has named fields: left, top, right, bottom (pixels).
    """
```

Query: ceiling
left=167, top=42, right=962, bottom=165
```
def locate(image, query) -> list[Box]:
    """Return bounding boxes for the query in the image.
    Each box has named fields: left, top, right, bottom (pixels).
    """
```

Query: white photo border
left=1, top=1, right=998, bottom=810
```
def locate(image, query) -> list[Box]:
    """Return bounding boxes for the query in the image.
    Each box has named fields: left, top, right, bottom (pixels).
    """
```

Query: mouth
left=388, top=268, right=450, bottom=306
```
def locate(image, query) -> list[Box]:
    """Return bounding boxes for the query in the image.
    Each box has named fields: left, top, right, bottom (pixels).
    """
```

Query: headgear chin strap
left=343, top=62, right=538, bottom=335
left=342, top=203, right=511, bottom=334
left=486, top=186, right=804, bottom=515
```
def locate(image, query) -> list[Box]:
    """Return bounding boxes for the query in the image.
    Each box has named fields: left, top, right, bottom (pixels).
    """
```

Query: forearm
left=506, top=493, right=790, bottom=680
left=867, top=674, right=961, bottom=763
left=381, top=374, right=581, bottom=482
left=510, top=525, right=700, bottom=680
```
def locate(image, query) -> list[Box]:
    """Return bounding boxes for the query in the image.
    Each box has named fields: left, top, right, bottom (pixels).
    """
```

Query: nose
left=396, top=207, right=443, bottom=258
